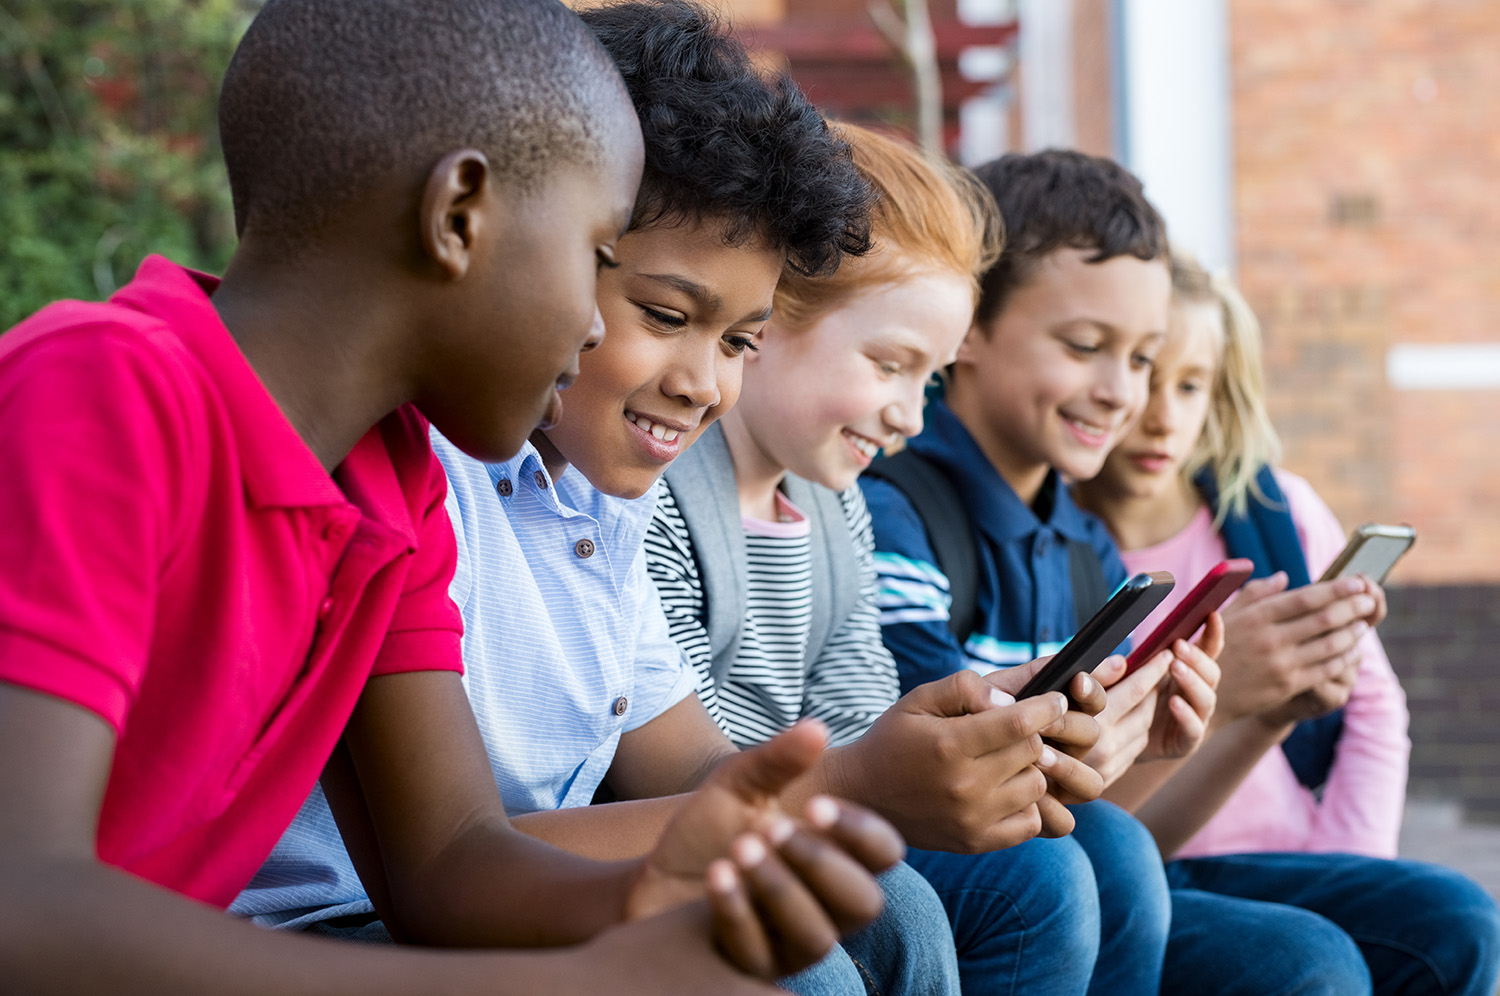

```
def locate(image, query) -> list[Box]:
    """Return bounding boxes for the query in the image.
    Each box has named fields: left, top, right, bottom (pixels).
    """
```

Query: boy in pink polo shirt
left=0, top=1, right=899, bottom=993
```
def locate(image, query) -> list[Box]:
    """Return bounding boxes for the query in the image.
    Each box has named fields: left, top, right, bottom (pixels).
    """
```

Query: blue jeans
left=1165, top=852, right=1500, bottom=996
left=302, top=862, right=959, bottom=996
left=907, top=800, right=1170, bottom=996
left=831, top=861, right=962, bottom=996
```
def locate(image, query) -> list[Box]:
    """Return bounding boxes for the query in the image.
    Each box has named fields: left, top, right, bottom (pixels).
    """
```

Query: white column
left=1116, top=0, right=1234, bottom=272
left=1018, top=0, right=1075, bottom=150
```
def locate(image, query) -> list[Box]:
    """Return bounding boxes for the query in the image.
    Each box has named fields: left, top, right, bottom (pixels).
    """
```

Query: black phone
left=1016, top=571, right=1176, bottom=701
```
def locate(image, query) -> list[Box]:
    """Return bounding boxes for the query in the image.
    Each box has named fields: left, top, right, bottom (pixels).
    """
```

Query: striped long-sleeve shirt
left=645, top=479, right=902, bottom=749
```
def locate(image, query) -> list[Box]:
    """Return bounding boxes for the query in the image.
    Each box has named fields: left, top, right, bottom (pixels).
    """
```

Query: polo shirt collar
left=909, top=398, right=1096, bottom=546
left=111, top=257, right=348, bottom=512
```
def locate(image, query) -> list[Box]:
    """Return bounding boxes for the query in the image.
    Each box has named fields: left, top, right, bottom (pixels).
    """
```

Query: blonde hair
left=1170, top=250, right=1282, bottom=524
left=771, top=121, right=1003, bottom=330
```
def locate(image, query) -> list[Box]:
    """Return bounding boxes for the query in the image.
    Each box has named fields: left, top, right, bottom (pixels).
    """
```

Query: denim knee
left=1354, top=860, right=1500, bottom=996
left=1068, top=801, right=1172, bottom=966
left=907, top=836, right=1100, bottom=996
left=1165, top=887, right=1371, bottom=996
left=838, top=861, right=961, bottom=996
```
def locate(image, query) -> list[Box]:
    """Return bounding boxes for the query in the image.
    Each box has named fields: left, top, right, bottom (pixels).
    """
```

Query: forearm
left=0, top=856, right=585, bottom=996
left=384, top=813, right=637, bottom=947
left=1102, top=756, right=1187, bottom=813
left=1131, top=716, right=1292, bottom=858
left=511, top=796, right=689, bottom=861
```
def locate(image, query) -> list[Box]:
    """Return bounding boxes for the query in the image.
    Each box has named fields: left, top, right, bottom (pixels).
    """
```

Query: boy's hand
left=1082, top=653, right=1169, bottom=788
left=627, top=720, right=899, bottom=978
left=1139, top=615, right=1223, bottom=762
left=830, top=670, right=1072, bottom=853
left=576, top=903, right=787, bottom=996
left=1215, top=574, right=1372, bottom=726
left=989, top=663, right=1107, bottom=835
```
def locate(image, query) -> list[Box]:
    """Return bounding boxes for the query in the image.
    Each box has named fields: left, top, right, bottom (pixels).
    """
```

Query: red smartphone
left=1124, top=558, right=1253, bottom=674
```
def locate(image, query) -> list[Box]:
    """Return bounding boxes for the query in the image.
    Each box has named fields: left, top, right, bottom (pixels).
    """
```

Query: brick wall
left=1230, top=0, right=1500, bottom=585
left=1385, top=583, right=1500, bottom=823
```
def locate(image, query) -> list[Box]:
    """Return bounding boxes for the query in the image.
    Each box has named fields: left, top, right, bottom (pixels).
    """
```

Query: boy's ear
left=420, top=149, right=492, bottom=279
left=953, top=320, right=988, bottom=366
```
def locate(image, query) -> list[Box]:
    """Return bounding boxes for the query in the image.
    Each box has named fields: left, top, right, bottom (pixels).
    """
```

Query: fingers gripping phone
left=1017, top=572, right=1175, bottom=701
left=1124, top=558, right=1253, bottom=674
left=1318, top=523, right=1416, bottom=585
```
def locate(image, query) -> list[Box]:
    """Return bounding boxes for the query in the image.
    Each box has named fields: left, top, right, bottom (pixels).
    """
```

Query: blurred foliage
left=0, top=0, right=254, bottom=328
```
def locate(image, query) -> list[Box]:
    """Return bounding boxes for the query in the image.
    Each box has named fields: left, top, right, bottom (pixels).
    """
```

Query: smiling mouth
left=625, top=410, right=685, bottom=442
left=1062, top=415, right=1110, bottom=443
left=842, top=429, right=884, bottom=460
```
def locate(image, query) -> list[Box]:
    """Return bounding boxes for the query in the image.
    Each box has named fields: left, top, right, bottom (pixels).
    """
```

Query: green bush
left=0, top=0, right=252, bottom=329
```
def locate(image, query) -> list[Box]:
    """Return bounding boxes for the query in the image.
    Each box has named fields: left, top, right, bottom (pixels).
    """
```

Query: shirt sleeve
left=643, top=481, right=727, bottom=731
left=800, top=487, right=903, bottom=746
left=1279, top=469, right=1409, bottom=857
left=369, top=412, right=464, bottom=677
left=621, top=544, right=696, bottom=734
left=860, top=475, right=975, bottom=692
left=0, top=325, right=195, bottom=732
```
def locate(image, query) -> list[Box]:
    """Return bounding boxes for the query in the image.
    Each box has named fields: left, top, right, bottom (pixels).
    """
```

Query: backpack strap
left=782, top=476, right=861, bottom=671
left=662, top=424, right=748, bottom=688
left=864, top=449, right=979, bottom=642
left=1196, top=465, right=1343, bottom=791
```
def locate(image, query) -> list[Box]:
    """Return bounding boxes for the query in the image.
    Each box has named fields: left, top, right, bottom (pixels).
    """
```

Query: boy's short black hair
left=971, top=149, right=1167, bottom=325
left=219, top=0, right=625, bottom=251
left=581, top=0, right=871, bottom=277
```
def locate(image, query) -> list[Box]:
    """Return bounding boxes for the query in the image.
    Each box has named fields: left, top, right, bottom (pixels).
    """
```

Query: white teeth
left=844, top=431, right=879, bottom=458
left=1066, top=417, right=1106, bottom=438
left=627, top=411, right=680, bottom=443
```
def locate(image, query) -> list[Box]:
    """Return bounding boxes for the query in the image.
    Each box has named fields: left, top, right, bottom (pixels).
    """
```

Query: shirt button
left=318, top=597, right=336, bottom=620
left=575, top=538, right=595, bottom=559
left=534, top=470, right=548, bottom=490
left=612, top=696, right=628, bottom=717
left=496, top=478, right=513, bottom=497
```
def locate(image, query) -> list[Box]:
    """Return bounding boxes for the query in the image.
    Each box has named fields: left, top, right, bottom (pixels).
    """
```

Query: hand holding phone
left=1017, top=572, right=1175, bottom=701
left=1125, top=558, right=1253, bottom=673
left=1318, top=523, right=1415, bottom=584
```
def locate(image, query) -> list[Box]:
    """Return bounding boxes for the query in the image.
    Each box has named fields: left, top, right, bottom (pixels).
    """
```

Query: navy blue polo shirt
left=860, top=398, right=1127, bottom=693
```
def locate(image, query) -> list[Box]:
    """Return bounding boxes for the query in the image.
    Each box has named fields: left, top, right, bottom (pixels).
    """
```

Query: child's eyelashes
left=1063, top=339, right=1100, bottom=357
left=638, top=304, right=687, bottom=329
left=724, top=334, right=760, bottom=355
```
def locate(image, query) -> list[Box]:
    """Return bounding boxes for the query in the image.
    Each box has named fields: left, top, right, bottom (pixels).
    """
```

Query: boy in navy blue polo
left=863, top=149, right=1366, bottom=995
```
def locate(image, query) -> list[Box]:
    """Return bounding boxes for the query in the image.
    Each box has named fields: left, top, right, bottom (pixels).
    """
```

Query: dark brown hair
left=971, top=149, right=1167, bottom=326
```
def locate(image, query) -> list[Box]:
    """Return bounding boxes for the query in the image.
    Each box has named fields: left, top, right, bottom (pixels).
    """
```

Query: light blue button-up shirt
left=230, top=433, right=695, bottom=926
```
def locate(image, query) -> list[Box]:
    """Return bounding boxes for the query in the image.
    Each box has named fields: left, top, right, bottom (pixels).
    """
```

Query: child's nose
left=581, top=306, right=606, bottom=353
left=883, top=392, right=924, bottom=438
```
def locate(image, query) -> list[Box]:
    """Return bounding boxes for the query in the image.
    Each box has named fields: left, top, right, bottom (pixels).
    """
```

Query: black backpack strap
left=864, top=450, right=978, bottom=642
left=1067, top=538, right=1110, bottom=632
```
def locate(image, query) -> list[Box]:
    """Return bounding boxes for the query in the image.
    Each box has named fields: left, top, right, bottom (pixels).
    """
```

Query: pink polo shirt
left=0, top=257, right=464, bottom=907
left=1121, top=469, right=1410, bottom=859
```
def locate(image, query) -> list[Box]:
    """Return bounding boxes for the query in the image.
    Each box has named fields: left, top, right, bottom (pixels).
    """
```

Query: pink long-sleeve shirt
left=1120, top=469, right=1410, bottom=859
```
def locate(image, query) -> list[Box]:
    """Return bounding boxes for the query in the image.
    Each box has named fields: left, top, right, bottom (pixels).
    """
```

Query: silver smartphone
left=1318, top=523, right=1416, bottom=584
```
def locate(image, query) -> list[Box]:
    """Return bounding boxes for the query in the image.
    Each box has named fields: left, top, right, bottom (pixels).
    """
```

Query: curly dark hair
left=581, top=0, right=871, bottom=277
left=971, top=149, right=1167, bottom=325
